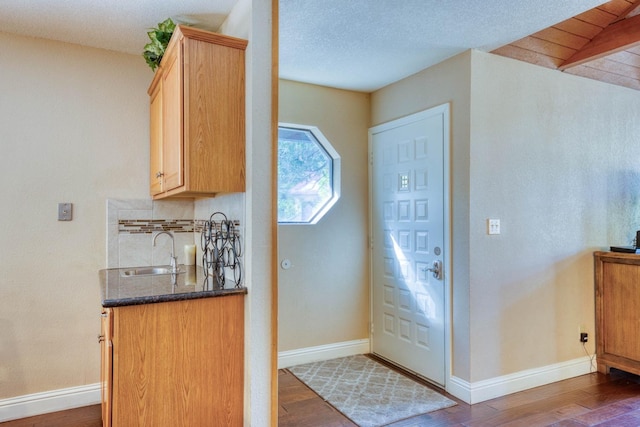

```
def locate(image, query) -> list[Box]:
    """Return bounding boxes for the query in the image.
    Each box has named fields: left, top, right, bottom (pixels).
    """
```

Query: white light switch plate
left=488, top=219, right=500, bottom=235
left=58, top=203, right=73, bottom=221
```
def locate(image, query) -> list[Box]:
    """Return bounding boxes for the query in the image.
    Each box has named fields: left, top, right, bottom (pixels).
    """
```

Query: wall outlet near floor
left=580, top=332, right=588, bottom=343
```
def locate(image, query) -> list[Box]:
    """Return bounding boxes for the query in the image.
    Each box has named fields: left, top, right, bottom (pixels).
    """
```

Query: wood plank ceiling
left=492, top=0, right=640, bottom=90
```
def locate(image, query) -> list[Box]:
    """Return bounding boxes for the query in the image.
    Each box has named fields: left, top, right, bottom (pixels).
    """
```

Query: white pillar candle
left=184, top=244, right=196, bottom=265
left=185, top=268, right=197, bottom=286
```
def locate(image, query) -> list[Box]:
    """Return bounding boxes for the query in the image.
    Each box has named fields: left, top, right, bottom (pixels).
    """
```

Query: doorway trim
left=367, top=103, right=452, bottom=390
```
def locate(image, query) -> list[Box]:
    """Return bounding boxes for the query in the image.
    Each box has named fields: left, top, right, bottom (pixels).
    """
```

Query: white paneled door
left=369, top=104, right=448, bottom=386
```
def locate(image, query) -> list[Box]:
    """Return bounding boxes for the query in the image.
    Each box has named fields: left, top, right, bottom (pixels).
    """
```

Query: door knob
left=423, top=260, right=443, bottom=280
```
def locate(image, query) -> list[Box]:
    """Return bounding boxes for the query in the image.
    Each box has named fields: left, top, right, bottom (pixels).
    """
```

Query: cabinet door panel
left=161, top=44, right=184, bottom=192
left=149, top=81, right=163, bottom=195
left=602, top=262, right=640, bottom=360
left=100, top=309, right=113, bottom=427
left=111, top=296, right=244, bottom=426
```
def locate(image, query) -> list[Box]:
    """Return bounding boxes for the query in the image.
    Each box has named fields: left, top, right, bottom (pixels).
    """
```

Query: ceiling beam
left=559, top=13, right=640, bottom=70
left=612, top=0, right=640, bottom=23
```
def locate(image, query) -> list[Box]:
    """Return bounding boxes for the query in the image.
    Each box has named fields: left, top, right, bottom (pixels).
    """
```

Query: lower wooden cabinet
left=100, top=295, right=244, bottom=426
left=595, top=251, right=640, bottom=375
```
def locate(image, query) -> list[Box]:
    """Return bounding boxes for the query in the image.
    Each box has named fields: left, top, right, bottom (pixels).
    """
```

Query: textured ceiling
left=0, top=0, right=237, bottom=55
left=279, top=0, right=606, bottom=91
left=0, top=0, right=608, bottom=92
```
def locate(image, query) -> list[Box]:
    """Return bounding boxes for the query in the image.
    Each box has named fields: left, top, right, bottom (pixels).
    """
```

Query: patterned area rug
left=288, top=355, right=456, bottom=427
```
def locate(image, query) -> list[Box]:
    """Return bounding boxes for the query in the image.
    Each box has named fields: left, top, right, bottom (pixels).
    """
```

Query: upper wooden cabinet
left=148, top=25, right=248, bottom=199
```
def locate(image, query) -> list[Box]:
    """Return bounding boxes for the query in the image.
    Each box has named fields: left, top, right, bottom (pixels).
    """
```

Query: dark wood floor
left=279, top=365, right=640, bottom=427
left=0, top=404, right=102, bottom=427
left=4, top=366, right=640, bottom=426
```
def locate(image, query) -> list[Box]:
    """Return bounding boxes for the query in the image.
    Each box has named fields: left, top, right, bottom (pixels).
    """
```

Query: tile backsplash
left=107, top=199, right=196, bottom=268
left=106, top=198, right=243, bottom=270
left=118, top=219, right=194, bottom=234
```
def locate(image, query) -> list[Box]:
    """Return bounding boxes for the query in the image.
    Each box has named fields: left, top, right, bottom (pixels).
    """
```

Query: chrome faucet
left=153, top=231, right=178, bottom=273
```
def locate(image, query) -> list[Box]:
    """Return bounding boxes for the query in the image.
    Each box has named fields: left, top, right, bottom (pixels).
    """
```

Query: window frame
left=277, top=122, right=341, bottom=225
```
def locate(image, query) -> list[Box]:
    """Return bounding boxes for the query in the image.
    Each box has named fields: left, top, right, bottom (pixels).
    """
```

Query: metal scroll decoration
left=201, top=212, right=243, bottom=289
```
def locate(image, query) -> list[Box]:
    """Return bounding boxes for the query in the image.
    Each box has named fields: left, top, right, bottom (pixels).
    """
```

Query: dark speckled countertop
left=99, top=265, right=247, bottom=307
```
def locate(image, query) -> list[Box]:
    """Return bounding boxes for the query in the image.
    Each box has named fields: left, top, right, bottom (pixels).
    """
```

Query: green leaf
left=143, top=51, right=160, bottom=71
left=157, top=18, right=176, bottom=33
left=142, top=18, right=176, bottom=71
left=143, top=41, right=163, bottom=56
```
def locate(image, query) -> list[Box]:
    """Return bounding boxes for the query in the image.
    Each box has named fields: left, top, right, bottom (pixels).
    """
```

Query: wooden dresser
left=594, top=251, right=640, bottom=375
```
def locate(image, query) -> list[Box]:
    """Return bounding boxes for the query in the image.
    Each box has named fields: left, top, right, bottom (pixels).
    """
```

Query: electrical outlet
left=580, top=332, right=588, bottom=343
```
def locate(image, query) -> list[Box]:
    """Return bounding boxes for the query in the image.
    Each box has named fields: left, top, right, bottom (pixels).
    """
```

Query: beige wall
left=0, top=2, right=275, bottom=421
left=372, top=49, right=640, bottom=384
left=0, top=1, right=275, bottom=421
left=467, top=50, right=640, bottom=380
left=278, top=80, right=370, bottom=351
left=0, top=32, right=151, bottom=398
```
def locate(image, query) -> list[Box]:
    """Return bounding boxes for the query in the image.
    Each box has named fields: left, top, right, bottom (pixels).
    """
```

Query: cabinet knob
left=156, top=172, right=164, bottom=178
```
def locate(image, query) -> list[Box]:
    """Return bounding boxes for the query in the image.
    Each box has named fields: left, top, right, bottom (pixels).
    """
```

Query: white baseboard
left=0, top=352, right=592, bottom=421
left=278, top=339, right=370, bottom=369
left=447, top=355, right=596, bottom=404
left=0, top=383, right=101, bottom=422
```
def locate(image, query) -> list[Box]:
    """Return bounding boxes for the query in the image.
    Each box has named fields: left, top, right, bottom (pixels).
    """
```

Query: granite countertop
left=99, top=265, right=247, bottom=307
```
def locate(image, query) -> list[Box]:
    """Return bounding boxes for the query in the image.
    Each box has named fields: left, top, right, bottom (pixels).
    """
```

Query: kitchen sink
left=120, top=266, right=184, bottom=277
